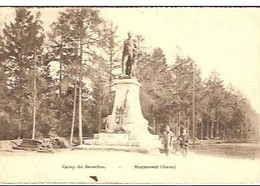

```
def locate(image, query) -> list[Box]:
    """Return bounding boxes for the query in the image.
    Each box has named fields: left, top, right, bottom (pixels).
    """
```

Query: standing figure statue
left=122, top=32, right=138, bottom=76
left=114, top=106, right=127, bottom=132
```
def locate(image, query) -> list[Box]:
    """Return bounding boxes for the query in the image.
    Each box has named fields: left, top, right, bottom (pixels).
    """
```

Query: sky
left=1, top=7, right=260, bottom=113
left=99, top=8, right=260, bottom=113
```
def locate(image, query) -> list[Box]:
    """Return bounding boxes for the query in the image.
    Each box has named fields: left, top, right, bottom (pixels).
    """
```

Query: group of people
left=163, top=125, right=189, bottom=157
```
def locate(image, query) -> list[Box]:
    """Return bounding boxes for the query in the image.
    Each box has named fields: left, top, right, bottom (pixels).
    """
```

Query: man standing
left=122, top=32, right=137, bottom=76
left=163, top=125, right=175, bottom=157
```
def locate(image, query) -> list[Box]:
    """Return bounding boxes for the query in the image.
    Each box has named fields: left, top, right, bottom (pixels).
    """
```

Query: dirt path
left=0, top=149, right=259, bottom=184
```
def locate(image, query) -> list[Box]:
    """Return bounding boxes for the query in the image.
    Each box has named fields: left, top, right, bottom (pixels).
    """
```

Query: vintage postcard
left=0, top=6, right=260, bottom=184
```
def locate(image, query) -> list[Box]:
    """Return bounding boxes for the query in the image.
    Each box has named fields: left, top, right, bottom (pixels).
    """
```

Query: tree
left=100, top=21, right=121, bottom=112
left=168, top=55, right=202, bottom=138
left=48, top=10, right=80, bottom=135
left=0, top=34, right=11, bottom=139
left=1, top=8, right=44, bottom=139
left=137, top=47, right=171, bottom=132
left=203, top=70, right=225, bottom=139
left=48, top=8, right=105, bottom=142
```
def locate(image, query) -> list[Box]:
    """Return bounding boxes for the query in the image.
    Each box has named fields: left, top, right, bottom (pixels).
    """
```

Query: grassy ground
left=190, top=142, right=260, bottom=159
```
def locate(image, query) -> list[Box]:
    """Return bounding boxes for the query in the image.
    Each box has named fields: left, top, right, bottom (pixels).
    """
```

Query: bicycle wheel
left=172, top=144, right=179, bottom=154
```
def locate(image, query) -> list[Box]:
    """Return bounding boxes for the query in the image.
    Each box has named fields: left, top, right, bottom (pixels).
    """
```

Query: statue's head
left=128, top=32, right=133, bottom=38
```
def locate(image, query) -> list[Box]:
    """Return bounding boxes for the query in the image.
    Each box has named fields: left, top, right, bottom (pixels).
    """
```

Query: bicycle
left=172, top=137, right=189, bottom=157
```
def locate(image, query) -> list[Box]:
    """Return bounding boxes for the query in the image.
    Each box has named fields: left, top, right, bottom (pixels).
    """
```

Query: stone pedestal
left=109, top=78, right=150, bottom=138
left=83, top=77, right=161, bottom=152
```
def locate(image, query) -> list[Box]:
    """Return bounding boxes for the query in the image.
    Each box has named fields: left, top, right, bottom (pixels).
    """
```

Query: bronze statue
left=122, top=32, right=137, bottom=76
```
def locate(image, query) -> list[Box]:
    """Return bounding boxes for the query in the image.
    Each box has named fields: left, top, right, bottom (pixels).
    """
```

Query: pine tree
left=203, top=70, right=225, bottom=139
left=137, top=47, right=171, bottom=132
left=1, top=8, right=44, bottom=139
left=168, top=55, right=202, bottom=137
left=101, top=21, right=121, bottom=112
left=48, top=8, right=105, bottom=141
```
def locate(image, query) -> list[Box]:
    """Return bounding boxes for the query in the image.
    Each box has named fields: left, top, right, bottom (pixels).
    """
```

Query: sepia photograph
left=0, top=6, right=260, bottom=184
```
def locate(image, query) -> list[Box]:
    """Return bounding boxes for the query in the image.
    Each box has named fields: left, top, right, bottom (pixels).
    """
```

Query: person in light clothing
left=163, top=125, right=175, bottom=157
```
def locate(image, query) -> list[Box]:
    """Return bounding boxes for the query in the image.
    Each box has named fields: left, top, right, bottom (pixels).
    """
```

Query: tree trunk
left=32, top=49, right=37, bottom=140
left=201, top=120, right=203, bottom=140
left=18, top=106, right=22, bottom=139
left=59, top=36, right=63, bottom=97
left=18, top=52, right=23, bottom=139
left=150, top=104, right=154, bottom=129
left=192, top=67, right=196, bottom=148
left=109, top=50, right=113, bottom=113
left=98, top=94, right=102, bottom=133
left=206, top=123, right=209, bottom=139
left=70, top=78, right=77, bottom=146
left=58, top=35, right=63, bottom=134
left=223, top=124, right=226, bottom=139
left=187, top=117, right=190, bottom=138
left=98, top=60, right=103, bottom=133
left=211, top=120, right=214, bottom=139
left=216, top=116, right=219, bottom=139
left=178, top=111, right=181, bottom=137
left=153, top=117, right=156, bottom=134
left=78, top=38, right=83, bottom=145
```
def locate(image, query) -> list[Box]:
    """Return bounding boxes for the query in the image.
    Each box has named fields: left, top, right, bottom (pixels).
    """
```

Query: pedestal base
left=81, top=78, right=161, bottom=153
left=82, top=133, right=161, bottom=153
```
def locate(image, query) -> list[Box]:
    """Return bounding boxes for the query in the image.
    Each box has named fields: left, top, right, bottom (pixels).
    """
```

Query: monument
left=82, top=32, right=160, bottom=153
